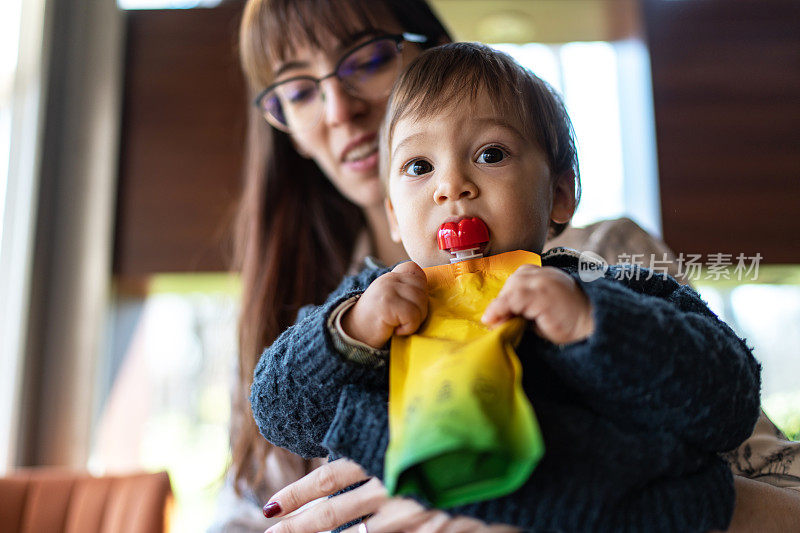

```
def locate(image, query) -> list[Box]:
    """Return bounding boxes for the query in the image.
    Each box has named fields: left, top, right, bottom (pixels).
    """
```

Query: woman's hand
left=710, top=476, right=800, bottom=532
left=342, top=261, right=428, bottom=349
left=262, top=459, right=518, bottom=533
left=482, top=265, right=594, bottom=344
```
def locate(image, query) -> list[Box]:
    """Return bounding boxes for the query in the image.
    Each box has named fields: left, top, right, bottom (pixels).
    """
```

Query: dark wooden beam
left=643, top=0, right=800, bottom=263
left=114, top=3, right=247, bottom=275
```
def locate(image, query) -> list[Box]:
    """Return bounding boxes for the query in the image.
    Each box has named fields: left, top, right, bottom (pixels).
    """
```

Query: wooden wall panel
left=114, top=3, right=247, bottom=275
left=643, top=0, right=800, bottom=263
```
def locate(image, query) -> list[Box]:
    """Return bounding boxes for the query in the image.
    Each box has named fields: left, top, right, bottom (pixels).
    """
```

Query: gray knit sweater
left=250, top=248, right=761, bottom=532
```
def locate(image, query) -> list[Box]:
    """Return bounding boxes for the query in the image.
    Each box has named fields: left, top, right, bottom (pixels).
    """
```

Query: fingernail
left=263, top=501, right=281, bottom=518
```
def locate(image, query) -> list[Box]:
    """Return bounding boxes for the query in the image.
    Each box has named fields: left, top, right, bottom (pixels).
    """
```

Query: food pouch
left=384, top=250, right=545, bottom=508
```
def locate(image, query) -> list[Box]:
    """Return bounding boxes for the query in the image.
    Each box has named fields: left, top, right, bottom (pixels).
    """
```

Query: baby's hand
left=342, top=261, right=428, bottom=349
left=482, top=265, right=594, bottom=344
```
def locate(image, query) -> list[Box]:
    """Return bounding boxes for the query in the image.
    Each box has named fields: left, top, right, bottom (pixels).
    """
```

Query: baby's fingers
left=392, top=289, right=428, bottom=336
left=481, top=275, right=535, bottom=326
left=392, top=260, right=426, bottom=280
left=481, top=297, right=514, bottom=326
left=482, top=292, right=542, bottom=326
left=392, top=260, right=428, bottom=292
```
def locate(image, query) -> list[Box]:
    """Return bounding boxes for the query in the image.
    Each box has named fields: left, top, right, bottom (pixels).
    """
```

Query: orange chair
left=0, top=469, right=172, bottom=533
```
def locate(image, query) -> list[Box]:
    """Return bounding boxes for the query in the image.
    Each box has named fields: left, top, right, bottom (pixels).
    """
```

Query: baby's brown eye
left=405, top=159, right=433, bottom=176
left=478, top=147, right=506, bottom=164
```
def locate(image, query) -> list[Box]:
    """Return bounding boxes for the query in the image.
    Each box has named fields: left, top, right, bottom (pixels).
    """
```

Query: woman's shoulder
left=545, top=217, right=689, bottom=284
left=547, top=217, right=663, bottom=257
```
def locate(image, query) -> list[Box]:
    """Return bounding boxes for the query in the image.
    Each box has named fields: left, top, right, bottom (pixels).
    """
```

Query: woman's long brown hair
left=232, top=0, right=451, bottom=499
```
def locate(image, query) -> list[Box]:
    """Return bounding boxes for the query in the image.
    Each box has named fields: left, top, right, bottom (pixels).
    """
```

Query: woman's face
left=270, top=29, right=421, bottom=208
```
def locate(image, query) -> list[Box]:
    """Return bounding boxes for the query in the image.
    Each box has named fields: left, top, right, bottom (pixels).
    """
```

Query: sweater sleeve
left=548, top=265, right=761, bottom=452
left=321, top=385, right=390, bottom=478
left=249, top=266, right=390, bottom=459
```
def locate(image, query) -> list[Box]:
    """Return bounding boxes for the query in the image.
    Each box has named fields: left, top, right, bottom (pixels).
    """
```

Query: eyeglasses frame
left=254, top=32, right=429, bottom=131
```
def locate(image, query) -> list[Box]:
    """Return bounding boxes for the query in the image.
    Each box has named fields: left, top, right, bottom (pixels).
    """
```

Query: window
left=492, top=40, right=661, bottom=236
left=697, top=268, right=800, bottom=440
left=91, top=275, right=239, bottom=531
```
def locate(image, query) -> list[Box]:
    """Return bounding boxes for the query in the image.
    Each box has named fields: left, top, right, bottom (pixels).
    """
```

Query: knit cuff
left=327, top=295, right=389, bottom=367
left=321, top=385, right=389, bottom=479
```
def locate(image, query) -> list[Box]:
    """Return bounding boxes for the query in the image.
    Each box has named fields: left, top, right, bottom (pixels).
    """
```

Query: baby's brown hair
left=382, top=42, right=581, bottom=236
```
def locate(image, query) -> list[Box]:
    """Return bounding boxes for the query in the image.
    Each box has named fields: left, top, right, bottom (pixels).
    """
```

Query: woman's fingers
left=341, top=505, right=516, bottom=533
left=265, top=458, right=370, bottom=518
left=340, top=497, right=434, bottom=533
left=266, top=477, right=388, bottom=533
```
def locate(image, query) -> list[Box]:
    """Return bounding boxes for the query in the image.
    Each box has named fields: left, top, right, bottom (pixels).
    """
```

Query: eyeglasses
left=254, top=32, right=428, bottom=132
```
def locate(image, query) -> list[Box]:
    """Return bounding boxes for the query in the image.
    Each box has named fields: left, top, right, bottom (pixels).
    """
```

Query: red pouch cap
left=437, top=218, right=489, bottom=251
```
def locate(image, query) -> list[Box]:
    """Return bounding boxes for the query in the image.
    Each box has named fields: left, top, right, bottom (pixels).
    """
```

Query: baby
left=251, top=43, right=760, bottom=532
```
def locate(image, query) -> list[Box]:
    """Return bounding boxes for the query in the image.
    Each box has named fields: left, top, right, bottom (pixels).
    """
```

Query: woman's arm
left=249, top=266, right=389, bottom=459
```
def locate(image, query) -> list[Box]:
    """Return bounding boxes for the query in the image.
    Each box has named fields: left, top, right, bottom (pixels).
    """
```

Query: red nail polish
left=263, top=501, right=281, bottom=518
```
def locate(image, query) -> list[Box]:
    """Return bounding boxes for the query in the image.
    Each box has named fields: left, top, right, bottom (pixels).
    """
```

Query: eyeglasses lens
left=265, top=78, right=320, bottom=130
left=262, top=38, right=402, bottom=131
left=337, top=39, right=401, bottom=99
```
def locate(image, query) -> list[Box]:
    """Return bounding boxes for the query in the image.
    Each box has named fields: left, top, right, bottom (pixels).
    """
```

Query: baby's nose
left=433, top=172, right=479, bottom=204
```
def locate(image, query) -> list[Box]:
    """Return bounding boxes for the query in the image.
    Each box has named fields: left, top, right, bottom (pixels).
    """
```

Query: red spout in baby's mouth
left=437, top=218, right=489, bottom=263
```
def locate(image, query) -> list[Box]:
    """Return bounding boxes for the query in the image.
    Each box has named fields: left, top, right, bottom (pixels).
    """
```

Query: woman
left=214, top=0, right=800, bottom=531
left=211, top=1, right=457, bottom=531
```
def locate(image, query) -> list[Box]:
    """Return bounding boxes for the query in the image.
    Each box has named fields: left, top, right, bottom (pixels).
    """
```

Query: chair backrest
left=0, top=469, right=172, bottom=533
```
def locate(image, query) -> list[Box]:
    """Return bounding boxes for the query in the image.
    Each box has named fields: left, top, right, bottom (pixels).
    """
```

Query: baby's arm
left=249, top=265, right=390, bottom=459
left=543, top=264, right=761, bottom=453
left=480, top=259, right=759, bottom=452
left=249, top=261, right=428, bottom=460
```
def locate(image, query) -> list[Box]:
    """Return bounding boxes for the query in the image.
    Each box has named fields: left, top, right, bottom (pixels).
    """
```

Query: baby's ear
left=384, top=198, right=403, bottom=243
left=549, top=170, right=577, bottom=225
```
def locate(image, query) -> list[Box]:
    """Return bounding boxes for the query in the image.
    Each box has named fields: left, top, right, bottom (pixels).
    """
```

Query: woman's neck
left=363, top=203, right=408, bottom=266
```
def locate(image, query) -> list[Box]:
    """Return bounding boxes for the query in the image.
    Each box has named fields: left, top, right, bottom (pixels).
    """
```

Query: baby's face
left=386, top=92, right=571, bottom=267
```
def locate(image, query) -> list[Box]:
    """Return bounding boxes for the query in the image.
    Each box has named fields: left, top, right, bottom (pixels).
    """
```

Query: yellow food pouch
left=384, top=250, right=545, bottom=508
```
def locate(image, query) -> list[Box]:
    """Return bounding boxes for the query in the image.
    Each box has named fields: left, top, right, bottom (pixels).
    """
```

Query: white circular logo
left=578, top=251, right=608, bottom=282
